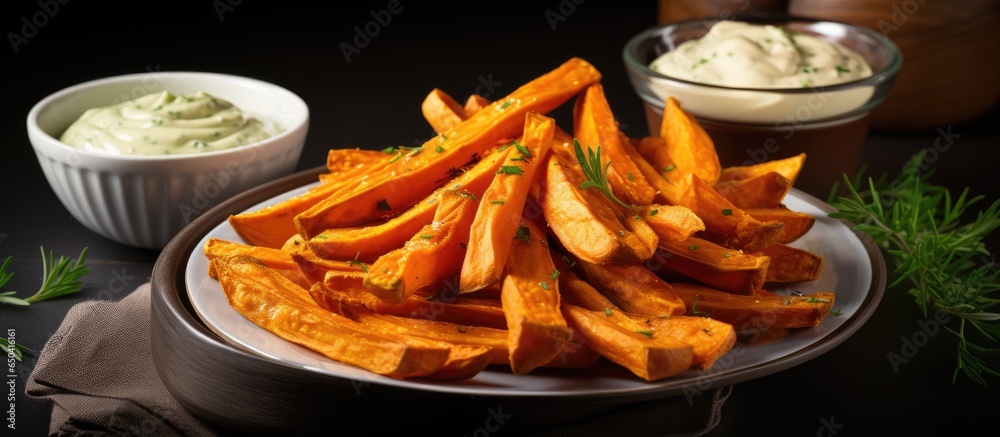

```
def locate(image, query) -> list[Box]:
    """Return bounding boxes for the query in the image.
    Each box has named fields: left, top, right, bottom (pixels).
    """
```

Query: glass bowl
left=623, top=14, right=902, bottom=198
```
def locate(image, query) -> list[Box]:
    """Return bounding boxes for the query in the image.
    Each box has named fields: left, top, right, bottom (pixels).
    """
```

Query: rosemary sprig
left=0, top=246, right=90, bottom=306
left=573, top=139, right=633, bottom=209
left=0, top=337, right=32, bottom=362
left=828, top=151, right=1000, bottom=385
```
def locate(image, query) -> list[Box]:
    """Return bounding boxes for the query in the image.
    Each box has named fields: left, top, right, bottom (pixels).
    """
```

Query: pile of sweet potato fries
left=204, top=57, right=835, bottom=381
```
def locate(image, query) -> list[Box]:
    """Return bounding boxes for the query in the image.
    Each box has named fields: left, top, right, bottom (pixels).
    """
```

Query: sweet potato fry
left=288, top=246, right=362, bottom=286
left=744, top=205, right=816, bottom=244
left=556, top=267, right=733, bottom=371
left=313, top=273, right=508, bottom=329
left=644, top=316, right=736, bottom=371
left=713, top=171, right=792, bottom=209
left=317, top=148, right=392, bottom=183
left=652, top=236, right=770, bottom=295
left=501, top=217, right=573, bottom=374
left=203, top=238, right=308, bottom=288
left=671, top=282, right=836, bottom=330
left=421, top=88, right=470, bottom=134
left=561, top=302, right=693, bottom=380
left=656, top=96, right=721, bottom=186
left=228, top=150, right=390, bottom=248
left=620, top=135, right=783, bottom=253
left=718, top=153, right=806, bottom=188
left=572, top=259, right=687, bottom=318
left=464, top=94, right=491, bottom=114
left=632, top=204, right=705, bottom=242
left=750, top=243, right=825, bottom=283
left=337, top=304, right=597, bottom=369
left=461, top=111, right=555, bottom=293
left=319, top=300, right=492, bottom=380
left=294, top=57, right=601, bottom=238
left=214, top=255, right=451, bottom=378
left=538, top=143, right=658, bottom=265
left=307, top=146, right=507, bottom=262
left=574, top=83, right=656, bottom=206
left=364, top=190, right=478, bottom=303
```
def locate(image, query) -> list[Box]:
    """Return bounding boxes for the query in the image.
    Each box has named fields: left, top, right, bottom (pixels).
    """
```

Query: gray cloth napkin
left=25, top=283, right=221, bottom=436
left=25, top=283, right=731, bottom=436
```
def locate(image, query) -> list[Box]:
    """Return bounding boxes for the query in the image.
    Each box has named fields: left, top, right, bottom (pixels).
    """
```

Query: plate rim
left=153, top=164, right=888, bottom=404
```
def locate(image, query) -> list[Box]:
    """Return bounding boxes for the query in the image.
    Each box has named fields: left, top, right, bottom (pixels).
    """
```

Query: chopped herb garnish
left=724, top=252, right=731, bottom=258
left=377, top=199, right=392, bottom=211
left=831, top=308, right=844, bottom=316
left=539, top=281, right=550, bottom=290
left=490, top=200, right=505, bottom=205
left=501, top=101, right=511, bottom=109
left=496, top=165, right=523, bottom=176
left=650, top=208, right=659, bottom=216
left=550, top=270, right=560, bottom=280
left=689, top=245, right=700, bottom=251
left=562, top=255, right=576, bottom=268
left=633, top=214, right=643, bottom=220
left=618, top=230, right=625, bottom=237
left=690, top=296, right=710, bottom=317
left=780, top=26, right=807, bottom=56
left=457, top=191, right=479, bottom=201
left=627, top=172, right=634, bottom=181
left=604, top=308, right=612, bottom=317
left=388, top=151, right=404, bottom=163
left=514, top=226, right=531, bottom=243
left=635, top=330, right=654, bottom=339
left=435, top=145, right=445, bottom=153
left=513, top=140, right=531, bottom=158
left=381, top=146, right=397, bottom=154
left=805, top=297, right=830, bottom=303
left=662, top=165, right=676, bottom=173
left=419, top=235, right=434, bottom=239
left=348, top=253, right=369, bottom=273
left=722, top=208, right=733, bottom=216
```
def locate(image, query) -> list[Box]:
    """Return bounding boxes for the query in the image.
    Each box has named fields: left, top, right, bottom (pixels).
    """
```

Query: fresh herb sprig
left=828, top=151, right=1000, bottom=385
left=573, top=139, right=633, bottom=209
left=0, top=337, right=32, bottom=362
left=0, top=246, right=90, bottom=306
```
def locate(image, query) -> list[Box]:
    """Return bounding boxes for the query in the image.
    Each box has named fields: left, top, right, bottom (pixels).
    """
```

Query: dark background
left=2, top=1, right=998, bottom=435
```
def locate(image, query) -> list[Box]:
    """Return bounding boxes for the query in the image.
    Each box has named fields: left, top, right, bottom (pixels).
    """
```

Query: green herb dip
left=59, top=90, right=278, bottom=155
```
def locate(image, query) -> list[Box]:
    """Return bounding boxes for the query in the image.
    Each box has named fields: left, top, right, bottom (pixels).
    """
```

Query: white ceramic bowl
left=28, top=71, right=309, bottom=249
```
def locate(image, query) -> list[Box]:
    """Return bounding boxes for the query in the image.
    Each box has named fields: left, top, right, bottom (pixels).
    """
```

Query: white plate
left=184, top=184, right=885, bottom=398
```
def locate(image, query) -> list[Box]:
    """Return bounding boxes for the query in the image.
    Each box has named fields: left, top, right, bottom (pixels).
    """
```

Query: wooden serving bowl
left=788, top=0, right=1000, bottom=132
